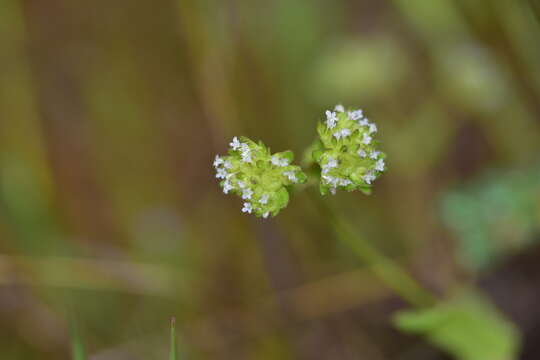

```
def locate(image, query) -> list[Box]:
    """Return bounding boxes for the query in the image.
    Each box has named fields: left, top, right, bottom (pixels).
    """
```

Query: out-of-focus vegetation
left=1, top=0, right=540, bottom=359
left=442, top=164, right=540, bottom=271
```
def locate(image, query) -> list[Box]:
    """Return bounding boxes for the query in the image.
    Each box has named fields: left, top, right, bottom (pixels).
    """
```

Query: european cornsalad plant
left=213, top=105, right=520, bottom=360
left=213, top=105, right=386, bottom=215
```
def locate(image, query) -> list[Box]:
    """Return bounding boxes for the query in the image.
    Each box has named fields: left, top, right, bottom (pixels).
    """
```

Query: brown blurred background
left=1, top=0, right=540, bottom=359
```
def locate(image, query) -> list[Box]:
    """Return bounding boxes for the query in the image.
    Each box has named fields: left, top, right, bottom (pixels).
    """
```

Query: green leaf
left=319, top=182, right=329, bottom=195
left=275, top=187, right=290, bottom=209
left=358, top=186, right=372, bottom=195
left=394, top=291, right=520, bottom=360
left=281, top=150, right=294, bottom=162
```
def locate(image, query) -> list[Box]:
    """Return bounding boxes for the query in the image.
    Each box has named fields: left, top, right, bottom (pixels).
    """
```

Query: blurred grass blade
left=170, top=317, right=177, bottom=360
left=70, top=322, right=87, bottom=360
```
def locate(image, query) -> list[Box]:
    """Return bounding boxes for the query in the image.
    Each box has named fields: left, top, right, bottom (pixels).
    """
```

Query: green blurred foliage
left=441, top=164, right=540, bottom=271
left=395, top=290, right=521, bottom=360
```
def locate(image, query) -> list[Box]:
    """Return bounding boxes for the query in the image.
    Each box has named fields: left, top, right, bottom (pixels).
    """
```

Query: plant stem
left=308, top=191, right=437, bottom=308
left=170, top=317, right=178, bottom=360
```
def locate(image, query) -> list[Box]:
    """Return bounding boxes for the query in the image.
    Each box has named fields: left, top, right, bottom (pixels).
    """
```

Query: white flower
left=359, top=118, right=369, bottom=126
left=339, top=178, right=352, bottom=186
left=322, top=175, right=339, bottom=187
left=322, top=157, right=338, bottom=174
left=263, top=212, right=270, bottom=218
left=223, top=180, right=233, bottom=194
left=375, top=159, right=385, bottom=172
left=363, top=172, right=376, bottom=185
left=271, top=156, right=289, bottom=167
left=369, top=123, right=377, bottom=134
left=241, top=152, right=252, bottom=163
left=230, top=137, right=242, bottom=151
left=326, top=157, right=338, bottom=169
left=242, top=188, right=253, bottom=200
left=325, top=110, right=338, bottom=129
left=348, top=109, right=363, bottom=121
left=362, top=133, right=372, bottom=145
left=358, top=149, right=367, bottom=158
left=370, top=151, right=380, bottom=160
left=334, top=104, right=345, bottom=112
left=242, top=202, right=253, bottom=214
left=240, top=143, right=252, bottom=163
left=213, top=155, right=224, bottom=168
left=237, top=181, right=246, bottom=189
left=333, top=128, right=351, bottom=140
left=216, top=168, right=227, bottom=179
left=284, top=171, right=298, bottom=183
left=259, top=194, right=269, bottom=205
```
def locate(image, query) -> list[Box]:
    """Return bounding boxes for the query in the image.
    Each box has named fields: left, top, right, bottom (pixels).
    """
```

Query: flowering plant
left=313, top=105, right=386, bottom=195
left=213, top=105, right=386, bottom=217
left=214, top=136, right=306, bottom=218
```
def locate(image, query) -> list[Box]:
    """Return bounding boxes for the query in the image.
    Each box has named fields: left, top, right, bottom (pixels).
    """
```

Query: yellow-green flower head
left=214, top=137, right=307, bottom=218
left=313, top=105, right=386, bottom=195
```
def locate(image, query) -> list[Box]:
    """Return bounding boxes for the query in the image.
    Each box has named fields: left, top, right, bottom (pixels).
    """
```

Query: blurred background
left=1, top=0, right=540, bottom=359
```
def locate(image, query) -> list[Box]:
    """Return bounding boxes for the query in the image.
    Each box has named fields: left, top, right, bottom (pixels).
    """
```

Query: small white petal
left=223, top=180, right=233, bottom=194
left=242, top=202, right=253, bottom=214
left=326, top=157, right=338, bottom=168
left=362, top=133, right=372, bottom=145
left=213, top=155, right=224, bottom=168
left=358, top=149, right=367, bottom=158
left=334, top=104, right=345, bottom=112
left=230, top=137, right=242, bottom=150
left=325, top=110, right=338, bottom=129
left=259, top=194, right=269, bottom=205
left=370, top=151, right=380, bottom=160
left=363, top=172, right=376, bottom=185
left=216, top=168, right=227, bottom=179
left=348, top=110, right=363, bottom=121
left=369, top=123, right=377, bottom=134
left=284, top=171, right=298, bottom=183
left=242, top=188, right=253, bottom=200
left=341, top=128, right=351, bottom=138
left=375, top=159, right=385, bottom=172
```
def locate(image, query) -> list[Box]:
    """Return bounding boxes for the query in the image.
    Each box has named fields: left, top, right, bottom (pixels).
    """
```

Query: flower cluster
left=214, top=137, right=307, bottom=218
left=313, top=105, right=386, bottom=195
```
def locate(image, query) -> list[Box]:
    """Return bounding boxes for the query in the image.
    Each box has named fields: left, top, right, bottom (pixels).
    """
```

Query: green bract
left=313, top=105, right=386, bottom=195
left=214, top=137, right=307, bottom=218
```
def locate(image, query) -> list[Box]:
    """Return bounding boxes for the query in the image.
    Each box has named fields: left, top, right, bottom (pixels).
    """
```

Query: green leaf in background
left=394, top=291, right=521, bottom=360
left=440, top=164, right=540, bottom=271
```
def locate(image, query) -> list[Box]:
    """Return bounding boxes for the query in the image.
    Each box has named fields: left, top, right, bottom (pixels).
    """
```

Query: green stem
left=169, top=317, right=178, bottom=360
left=308, top=191, right=437, bottom=308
